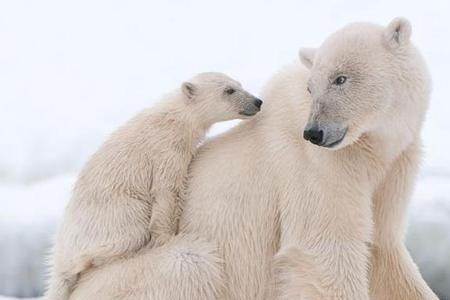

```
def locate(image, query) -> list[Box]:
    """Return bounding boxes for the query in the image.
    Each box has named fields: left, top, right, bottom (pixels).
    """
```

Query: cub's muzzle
left=240, top=98, right=263, bottom=116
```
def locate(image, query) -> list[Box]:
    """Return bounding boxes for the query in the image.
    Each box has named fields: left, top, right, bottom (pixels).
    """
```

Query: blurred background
left=0, top=0, right=449, bottom=299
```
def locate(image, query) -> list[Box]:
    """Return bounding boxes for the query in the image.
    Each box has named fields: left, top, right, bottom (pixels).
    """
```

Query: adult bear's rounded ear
left=384, top=17, right=412, bottom=49
left=181, top=82, right=196, bottom=100
left=298, top=48, right=316, bottom=69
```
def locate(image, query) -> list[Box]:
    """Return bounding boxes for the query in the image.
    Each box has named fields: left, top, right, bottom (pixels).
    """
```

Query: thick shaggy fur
left=45, top=72, right=260, bottom=300
left=281, top=17, right=437, bottom=300
left=67, top=19, right=436, bottom=300
left=70, top=235, right=224, bottom=300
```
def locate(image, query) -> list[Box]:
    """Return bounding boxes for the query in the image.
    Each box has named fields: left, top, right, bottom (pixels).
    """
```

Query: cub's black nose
left=303, top=128, right=324, bottom=145
left=253, top=99, right=263, bottom=109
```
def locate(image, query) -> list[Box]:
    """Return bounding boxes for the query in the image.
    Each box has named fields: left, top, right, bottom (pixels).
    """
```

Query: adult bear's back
left=179, top=116, right=281, bottom=299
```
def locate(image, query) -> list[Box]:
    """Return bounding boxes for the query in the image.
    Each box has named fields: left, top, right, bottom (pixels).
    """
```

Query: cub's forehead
left=190, top=72, right=241, bottom=87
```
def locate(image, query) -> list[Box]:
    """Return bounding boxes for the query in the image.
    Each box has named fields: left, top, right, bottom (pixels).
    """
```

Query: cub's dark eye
left=307, top=87, right=311, bottom=94
left=225, top=88, right=235, bottom=95
left=333, top=76, right=347, bottom=85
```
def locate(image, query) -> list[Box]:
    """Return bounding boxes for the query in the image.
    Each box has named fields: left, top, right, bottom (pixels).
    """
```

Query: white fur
left=274, top=18, right=436, bottom=300
left=66, top=19, right=437, bottom=300
left=70, top=235, right=224, bottom=300
left=44, top=72, right=260, bottom=300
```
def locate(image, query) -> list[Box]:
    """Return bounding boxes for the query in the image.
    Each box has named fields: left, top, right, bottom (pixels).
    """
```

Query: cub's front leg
left=149, top=188, right=180, bottom=247
left=370, top=142, right=438, bottom=300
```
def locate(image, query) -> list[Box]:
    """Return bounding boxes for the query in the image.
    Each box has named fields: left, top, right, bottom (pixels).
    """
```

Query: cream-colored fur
left=275, top=17, right=437, bottom=300
left=45, top=72, right=261, bottom=300
left=69, top=234, right=225, bottom=300
left=67, top=18, right=436, bottom=300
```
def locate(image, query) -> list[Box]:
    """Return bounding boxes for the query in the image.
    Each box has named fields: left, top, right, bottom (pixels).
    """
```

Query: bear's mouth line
left=322, top=129, right=348, bottom=148
left=239, top=110, right=259, bottom=117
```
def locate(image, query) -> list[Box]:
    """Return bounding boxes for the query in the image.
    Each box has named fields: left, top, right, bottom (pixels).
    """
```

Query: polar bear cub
left=45, top=72, right=262, bottom=300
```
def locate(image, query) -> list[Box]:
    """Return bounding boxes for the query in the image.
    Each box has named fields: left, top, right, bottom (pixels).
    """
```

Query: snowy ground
left=1, top=0, right=449, bottom=299
left=0, top=298, right=38, bottom=300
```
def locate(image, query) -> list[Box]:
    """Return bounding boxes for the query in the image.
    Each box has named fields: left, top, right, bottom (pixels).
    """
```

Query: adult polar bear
left=70, top=18, right=437, bottom=300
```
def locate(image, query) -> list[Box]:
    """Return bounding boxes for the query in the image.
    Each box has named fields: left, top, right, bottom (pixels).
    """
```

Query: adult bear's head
left=299, top=17, right=429, bottom=150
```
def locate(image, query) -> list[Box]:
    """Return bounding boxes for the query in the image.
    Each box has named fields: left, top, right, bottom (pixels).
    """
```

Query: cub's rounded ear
left=298, top=48, right=316, bottom=69
left=384, top=17, right=412, bottom=49
left=181, top=82, right=196, bottom=100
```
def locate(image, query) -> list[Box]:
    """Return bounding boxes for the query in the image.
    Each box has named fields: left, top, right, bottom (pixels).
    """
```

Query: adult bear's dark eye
left=307, top=87, right=311, bottom=94
left=225, top=88, right=235, bottom=95
left=333, top=76, right=347, bottom=85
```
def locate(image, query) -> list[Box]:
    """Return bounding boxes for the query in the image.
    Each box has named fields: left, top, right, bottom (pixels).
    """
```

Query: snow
left=0, top=0, right=449, bottom=298
left=0, top=176, right=74, bottom=297
left=0, top=296, right=41, bottom=300
left=408, top=175, right=450, bottom=299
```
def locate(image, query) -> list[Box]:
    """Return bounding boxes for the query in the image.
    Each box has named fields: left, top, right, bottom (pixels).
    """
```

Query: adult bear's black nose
left=253, top=99, right=263, bottom=109
left=303, top=128, right=324, bottom=145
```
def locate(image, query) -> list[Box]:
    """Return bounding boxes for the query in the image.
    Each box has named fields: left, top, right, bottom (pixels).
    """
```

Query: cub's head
left=181, top=72, right=262, bottom=124
left=299, top=17, right=422, bottom=149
